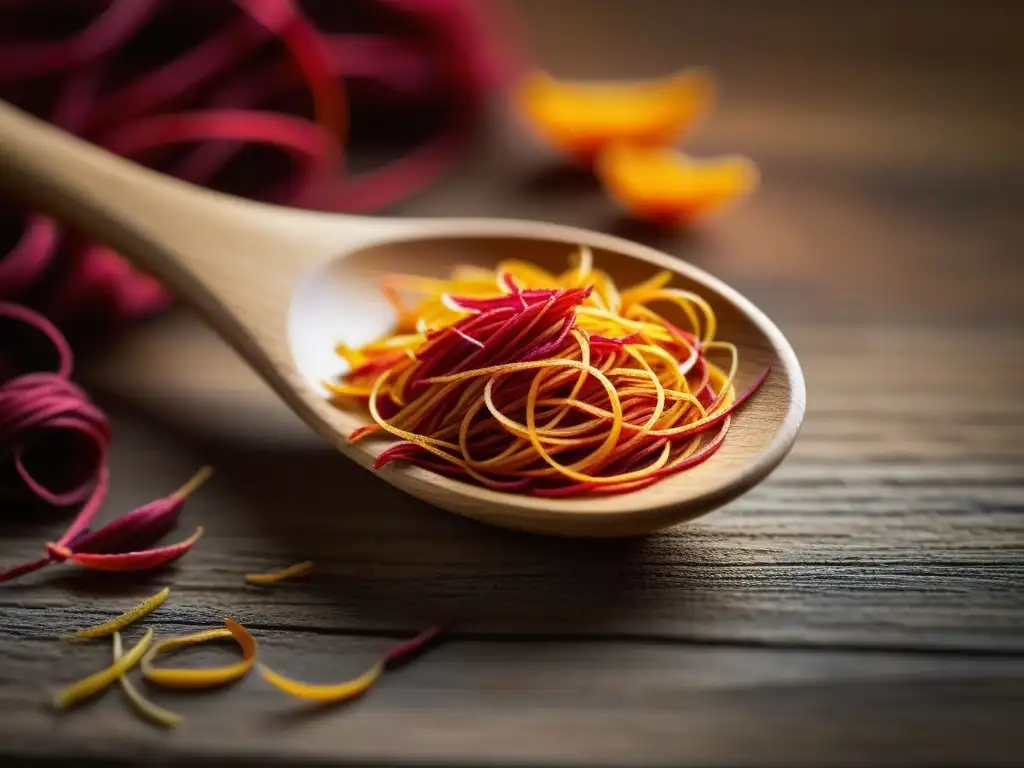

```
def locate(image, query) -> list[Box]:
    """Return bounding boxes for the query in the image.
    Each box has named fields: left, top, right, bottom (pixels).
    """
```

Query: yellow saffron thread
left=245, top=560, right=315, bottom=585
left=257, top=662, right=383, bottom=704
left=172, top=465, right=215, bottom=498
left=64, top=587, right=170, bottom=641
left=52, top=628, right=153, bottom=710
left=257, top=622, right=448, bottom=705
left=112, top=631, right=182, bottom=728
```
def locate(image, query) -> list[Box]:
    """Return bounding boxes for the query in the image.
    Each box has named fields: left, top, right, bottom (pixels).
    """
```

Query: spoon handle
left=0, top=99, right=378, bottom=317
left=0, top=100, right=242, bottom=286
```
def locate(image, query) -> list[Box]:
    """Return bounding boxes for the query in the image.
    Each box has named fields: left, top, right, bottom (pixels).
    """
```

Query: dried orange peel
left=516, top=69, right=715, bottom=160
left=596, top=144, right=760, bottom=223
left=140, top=618, right=256, bottom=689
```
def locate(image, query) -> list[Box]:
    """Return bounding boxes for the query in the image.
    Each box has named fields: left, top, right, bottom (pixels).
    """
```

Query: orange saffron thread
left=258, top=661, right=383, bottom=704
left=140, top=618, right=256, bottom=689
left=258, top=623, right=448, bottom=705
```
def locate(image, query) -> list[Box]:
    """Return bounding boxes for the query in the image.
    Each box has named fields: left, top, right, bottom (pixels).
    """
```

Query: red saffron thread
left=0, top=304, right=213, bottom=584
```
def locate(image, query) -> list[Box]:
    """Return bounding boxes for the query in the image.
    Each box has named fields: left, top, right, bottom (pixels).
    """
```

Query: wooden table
left=3, top=1, right=1022, bottom=764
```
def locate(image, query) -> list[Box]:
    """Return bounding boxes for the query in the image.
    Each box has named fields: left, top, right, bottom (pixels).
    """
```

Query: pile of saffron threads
left=329, top=248, right=770, bottom=497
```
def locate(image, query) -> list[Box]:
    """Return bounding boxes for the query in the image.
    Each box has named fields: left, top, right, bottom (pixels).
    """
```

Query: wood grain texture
left=2, top=627, right=1024, bottom=767
left=2, top=0, right=1023, bottom=764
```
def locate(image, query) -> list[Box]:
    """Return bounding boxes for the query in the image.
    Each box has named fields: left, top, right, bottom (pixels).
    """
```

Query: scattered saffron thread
left=48, top=526, right=206, bottom=573
left=63, top=586, right=171, bottom=641
left=245, top=560, right=315, bottom=586
left=48, top=602, right=450, bottom=721
left=51, top=628, right=154, bottom=710
left=258, top=623, right=449, bottom=704
left=258, top=661, right=383, bottom=705
left=112, top=631, right=183, bottom=729
left=172, top=466, right=215, bottom=500
left=140, top=618, right=256, bottom=689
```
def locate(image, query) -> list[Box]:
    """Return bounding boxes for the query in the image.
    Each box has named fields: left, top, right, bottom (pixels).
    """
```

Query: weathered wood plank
left=1, top=626, right=1022, bottom=766
left=3, top=0, right=1023, bottom=764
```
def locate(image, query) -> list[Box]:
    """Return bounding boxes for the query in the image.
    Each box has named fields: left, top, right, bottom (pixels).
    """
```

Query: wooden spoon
left=0, top=100, right=805, bottom=538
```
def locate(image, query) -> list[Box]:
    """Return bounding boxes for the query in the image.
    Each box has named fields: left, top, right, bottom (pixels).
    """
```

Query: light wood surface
left=1, top=0, right=1022, bottom=765
left=0, top=99, right=805, bottom=537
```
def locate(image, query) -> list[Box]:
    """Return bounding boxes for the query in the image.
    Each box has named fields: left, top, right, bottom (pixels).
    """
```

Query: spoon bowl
left=0, top=99, right=805, bottom=537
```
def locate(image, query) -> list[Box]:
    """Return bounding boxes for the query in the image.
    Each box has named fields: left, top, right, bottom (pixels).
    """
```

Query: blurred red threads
left=0, top=1, right=522, bottom=573
left=0, top=0, right=522, bottom=336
